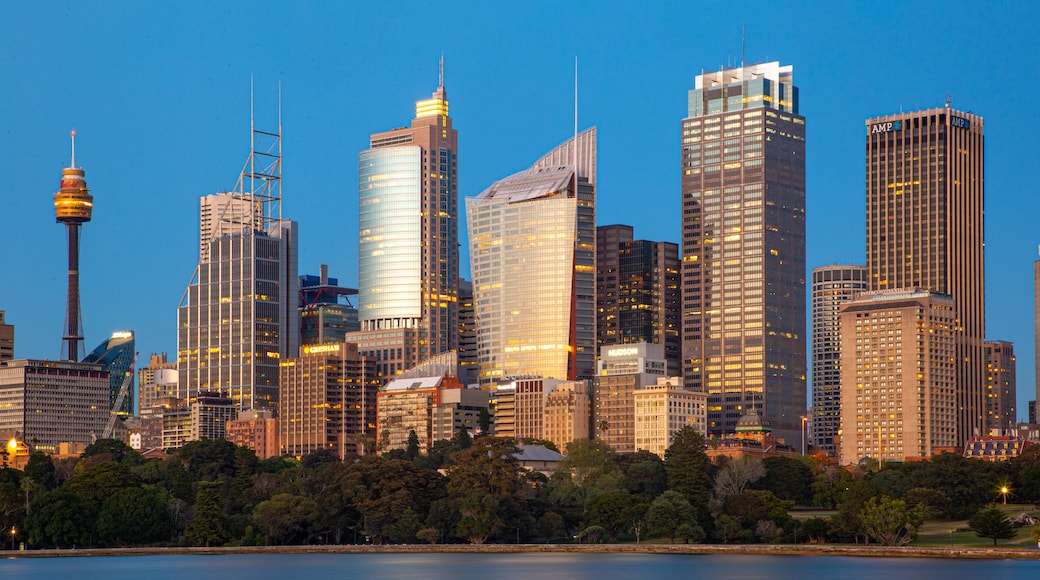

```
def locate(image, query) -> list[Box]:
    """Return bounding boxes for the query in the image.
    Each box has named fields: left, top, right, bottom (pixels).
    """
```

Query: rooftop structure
left=54, top=131, right=94, bottom=361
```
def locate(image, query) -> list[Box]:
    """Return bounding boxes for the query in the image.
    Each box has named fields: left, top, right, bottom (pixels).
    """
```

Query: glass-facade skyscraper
left=178, top=125, right=299, bottom=411
left=467, top=128, right=597, bottom=386
left=82, top=330, right=136, bottom=418
left=358, top=70, right=458, bottom=363
left=681, top=62, right=806, bottom=444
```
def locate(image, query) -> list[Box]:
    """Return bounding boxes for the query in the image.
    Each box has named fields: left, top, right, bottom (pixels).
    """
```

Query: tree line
left=2, top=427, right=1039, bottom=548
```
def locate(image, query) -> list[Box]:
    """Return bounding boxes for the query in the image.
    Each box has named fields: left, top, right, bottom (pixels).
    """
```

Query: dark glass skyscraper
left=681, top=62, right=806, bottom=444
left=83, top=330, right=136, bottom=417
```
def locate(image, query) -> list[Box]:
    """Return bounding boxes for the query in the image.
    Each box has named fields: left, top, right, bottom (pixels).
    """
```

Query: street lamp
left=9, top=527, right=15, bottom=551
left=1000, top=485, right=1009, bottom=505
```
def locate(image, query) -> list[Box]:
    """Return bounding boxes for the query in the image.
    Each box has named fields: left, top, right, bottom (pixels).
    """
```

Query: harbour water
left=3, top=552, right=1040, bottom=580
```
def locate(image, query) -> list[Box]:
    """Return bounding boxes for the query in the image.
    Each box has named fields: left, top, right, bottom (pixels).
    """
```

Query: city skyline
left=4, top=3, right=1040, bottom=418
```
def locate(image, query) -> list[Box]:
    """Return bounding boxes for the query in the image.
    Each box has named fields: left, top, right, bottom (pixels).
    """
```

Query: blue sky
left=3, top=1, right=1039, bottom=418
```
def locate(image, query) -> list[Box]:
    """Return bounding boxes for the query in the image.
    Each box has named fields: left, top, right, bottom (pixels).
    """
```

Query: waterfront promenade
left=5, top=543, right=1040, bottom=560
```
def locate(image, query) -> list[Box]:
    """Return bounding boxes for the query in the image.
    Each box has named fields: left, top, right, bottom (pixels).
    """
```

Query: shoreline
left=5, top=543, right=1040, bottom=560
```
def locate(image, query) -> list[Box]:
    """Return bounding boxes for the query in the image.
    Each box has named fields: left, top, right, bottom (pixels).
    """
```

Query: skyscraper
left=54, top=131, right=93, bottom=361
left=178, top=121, right=299, bottom=410
left=0, top=312, right=13, bottom=361
left=467, top=128, right=596, bottom=385
left=358, top=62, right=458, bottom=364
left=299, top=265, right=359, bottom=346
left=597, top=225, right=682, bottom=376
left=82, top=330, right=136, bottom=418
left=865, top=105, right=985, bottom=444
left=810, top=265, right=867, bottom=455
left=681, top=62, right=806, bottom=443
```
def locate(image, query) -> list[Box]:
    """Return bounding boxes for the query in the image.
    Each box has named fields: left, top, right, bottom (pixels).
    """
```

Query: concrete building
left=810, top=265, right=868, bottom=455
left=514, top=378, right=563, bottom=441
left=190, top=391, right=235, bottom=442
left=226, top=409, right=279, bottom=459
left=681, top=62, right=807, bottom=444
left=543, top=381, right=591, bottom=453
left=162, top=409, right=192, bottom=450
left=839, top=290, right=958, bottom=465
left=279, top=342, right=379, bottom=458
left=376, top=374, right=487, bottom=452
left=138, top=353, right=178, bottom=417
left=467, top=128, right=597, bottom=386
left=344, top=328, right=420, bottom=384
left=0, top=359, right=109, bottom=452
left=592, top=342, right=668, bottom=452
left=597, top=225, right=681, bottom=377
left=491, top=385, right=516, bottom=439
left=866, top=105, right=986, bottom=446
left=358, top=64, right=459, bottom=367
left=0, top=311, right=13, bottom=361
left=633, top=377, right=707, bottom=458
left=984, top=340, right=1016, bottom=435
left=178, top=122, right=299, bottom=411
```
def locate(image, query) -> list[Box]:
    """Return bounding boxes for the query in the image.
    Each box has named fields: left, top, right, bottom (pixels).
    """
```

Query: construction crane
left=102, top=351, right=138, bottom=439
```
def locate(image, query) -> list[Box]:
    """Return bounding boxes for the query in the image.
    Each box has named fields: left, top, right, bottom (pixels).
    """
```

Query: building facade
left=984, top=340, right=1016, bottom=435
left=543, top=381, right=591, bottom=453
left=633, top=377, right=708, bottom=457
left=138, top=353, right=178, bottom=417
left=681, top=62, right=807, bottom=444
left=0, top=312, right=12, bottom=361
left=839, top=290, right=958, bottom=465
left=810, top=265, right=868, bottom=455
left=226, top=409, right=279, bottom=459
left=190, top=391, right=235, bottom=441
left=300, top=265, right=359, bottom=346
left=597, top=225, right=681, bottom=377
left=0, top=359, right=109, bottom=452
left=592, top=342, right=668, bottom=452
left=467, top=129, right=597, bottom=386
left=82, top=330, right=136, bottom=418
left=279, top=342, right=379, bottom=458
left=178, top=123, right=299, bottom=412
left=358, top=69, right=458, bottom=366
left=457, top=278, right=479, bottom=386
left=376, top=374, right=480, bottom=452
left=866, top=106, right=985, bottom=445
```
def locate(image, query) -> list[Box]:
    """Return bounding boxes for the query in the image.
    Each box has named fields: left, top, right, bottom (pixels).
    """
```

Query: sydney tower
left=54, top=131, right=93, bottom=361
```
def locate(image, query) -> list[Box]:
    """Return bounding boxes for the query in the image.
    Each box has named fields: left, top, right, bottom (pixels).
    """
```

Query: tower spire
left=439, top=52, right=444, bottom=90
left=70, top=130, right=77, bottom=168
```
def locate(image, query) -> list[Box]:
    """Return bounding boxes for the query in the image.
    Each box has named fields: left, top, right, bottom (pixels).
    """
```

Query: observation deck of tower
left=54, top=131, right=93, bottom=361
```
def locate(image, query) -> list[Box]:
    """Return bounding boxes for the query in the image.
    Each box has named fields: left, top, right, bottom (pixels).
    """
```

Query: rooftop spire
left=439, top=52, right=444, bottom=90
left=69, top=130, right=77, bottom=168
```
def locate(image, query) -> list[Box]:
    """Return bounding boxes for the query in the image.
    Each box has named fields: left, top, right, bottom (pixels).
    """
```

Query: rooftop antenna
left=741, top=22, right=745, bottom=68
left=70, top=129, right=77, bottom=168
left=945, top=94, right=952, bottom=108
left=439, top=52, right=444, bottom=89
left=574, top=56, right=578, bottom=173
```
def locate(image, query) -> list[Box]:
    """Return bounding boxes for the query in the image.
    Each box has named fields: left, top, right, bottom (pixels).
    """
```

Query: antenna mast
left=574, top=57, right=578, bottom=172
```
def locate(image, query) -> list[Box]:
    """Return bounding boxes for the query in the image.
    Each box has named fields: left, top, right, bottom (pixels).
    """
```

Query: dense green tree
left=1018, top=464, right=1040, bottom=502
left=755, top=456, right=814, bottom=505
left=64, top=461, right=142, bottom=506
left=477, top=408, right=491, bottom=435
left=664, top=427, right=714, bottom=519
left=801, top=517, right=830, bottom=543
left=718, top=489, right=792, bottom=541
left=858, top=496, right=928, bottom=546
left=811, top=467, right=855, bottom=509
left=406, top=430, right=421, bottom=460
left=538, top=511, right=566, bottom=540
left=452, top=427, right=472, bottom=450
left=252, top=493, right=319, bottom=545
left=301, top=448, right=341, bottom=469
left=82, top=438, right=141, bottom=465
left=969, top=507, right=1017, bottom=545
left=553, top=439, right=623, bottom=512
left=617, top=451, right=667, bottom=499
left=188, top=481, right=230, bottom=547
left=0, top=468, right=24, bottom=532
left=176, top=439, right=239, bottom=484
left=621, top=497, right=651, bottom=544
left=389, top=507, right=423, bottom=543
left=585, top=492, right=636, bottom=542
left=647, top=490, right=696, bottom=544
left=24, top=452, right=56, bottom=491
left=903, top=487, right=949, bottom=517
left=828, top=477, right=877, bottom=543
left=25, top=488, right=95, bottom=548
left=909, top=452, right=1001, bottom=519
left=96, top=486, right=172, bottom=546
left=447, top=438, right=529, bottom=543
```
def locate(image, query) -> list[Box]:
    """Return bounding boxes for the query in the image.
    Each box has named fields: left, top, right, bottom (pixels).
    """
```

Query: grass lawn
left=914, top=504, right=1039, bottom=548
